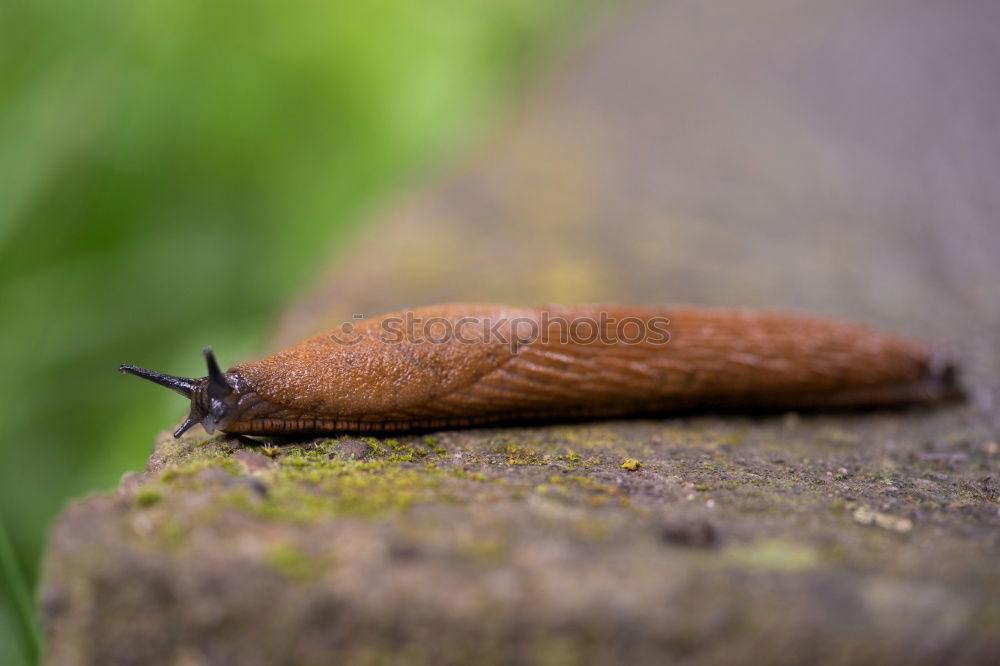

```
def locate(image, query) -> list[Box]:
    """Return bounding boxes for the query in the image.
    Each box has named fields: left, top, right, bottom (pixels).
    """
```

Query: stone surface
left=42, top=417, right=1000, bottom=665
left=42, top=1, right=1000, bottom=664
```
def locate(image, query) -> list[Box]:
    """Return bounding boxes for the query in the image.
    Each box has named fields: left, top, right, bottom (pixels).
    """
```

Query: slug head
left=119, top=348, right=243, bottom=438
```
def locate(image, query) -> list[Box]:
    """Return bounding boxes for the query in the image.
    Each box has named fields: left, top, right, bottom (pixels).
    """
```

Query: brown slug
left=119, top=304, right=962, bottom=438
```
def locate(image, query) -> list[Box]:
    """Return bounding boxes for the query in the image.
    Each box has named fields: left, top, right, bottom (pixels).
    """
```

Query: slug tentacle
left=118, top=364, right=198, bottom=398
left=203, top=348, right=230, bottom=400
left=172, top=416, right=198, bottom=439
left=120, top=347, right=250, bottom=438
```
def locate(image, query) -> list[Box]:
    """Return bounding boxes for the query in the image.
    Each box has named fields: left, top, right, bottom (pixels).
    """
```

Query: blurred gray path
left=283, top=0, right=1000, bottom=393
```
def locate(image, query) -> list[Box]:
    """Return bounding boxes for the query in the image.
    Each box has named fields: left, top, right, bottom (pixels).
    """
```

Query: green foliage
left=0, top=1, right=589, bottom=663
left=0, top=517, right=38, bottom=665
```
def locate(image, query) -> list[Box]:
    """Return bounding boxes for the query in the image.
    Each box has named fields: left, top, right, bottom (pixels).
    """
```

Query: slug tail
left=119, top=364, right=198, bottom=398
left=926, top=345, right=965, bottom=403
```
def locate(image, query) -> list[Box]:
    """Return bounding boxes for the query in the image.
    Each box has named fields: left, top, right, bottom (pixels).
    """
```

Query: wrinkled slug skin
left=218, top=304, right=956, bottom=436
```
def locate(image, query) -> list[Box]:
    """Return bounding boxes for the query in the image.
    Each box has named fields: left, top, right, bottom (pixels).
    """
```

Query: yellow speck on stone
left=621, top=458, right=641, bottom=471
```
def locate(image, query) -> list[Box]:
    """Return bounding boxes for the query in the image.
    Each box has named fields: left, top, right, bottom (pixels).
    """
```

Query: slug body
left=120, top=304, right=961, bottom=438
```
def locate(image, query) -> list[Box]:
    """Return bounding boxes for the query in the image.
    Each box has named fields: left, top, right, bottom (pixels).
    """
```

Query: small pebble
left=40, top=587, right=68, bottom=621
left=117, top=471, right=143, bottom=496
left=335, top=438, right=372, bottom=461
left=660, top=520, right=719, bottom=548
left=388, top=542, right=422, bottom=561
left=196, top=467, right=235, bottom=486
left=234, top=450, right=275, bottom=473
left=235, top=477, right=269, bottom=498
left=852, top=506, right=912, bottom=533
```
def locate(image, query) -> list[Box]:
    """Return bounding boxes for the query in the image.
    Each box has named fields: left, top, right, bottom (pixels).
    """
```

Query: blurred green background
left=0, top=1, right=588, bottom=663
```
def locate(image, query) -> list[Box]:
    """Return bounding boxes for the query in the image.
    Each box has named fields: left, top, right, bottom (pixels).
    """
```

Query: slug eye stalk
left=203, top=347, right=230, bottom=401
left=119, top=347, right=237, bottom=438
left=117, top=365, right=198, bottom=398
left=171, top=416, right=198, bottom=439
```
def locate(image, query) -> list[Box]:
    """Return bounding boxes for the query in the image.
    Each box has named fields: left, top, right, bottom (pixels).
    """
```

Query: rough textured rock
left=42, top=416, right=1000, bottom=665
left=43, top=1, right=1000, bottom=664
